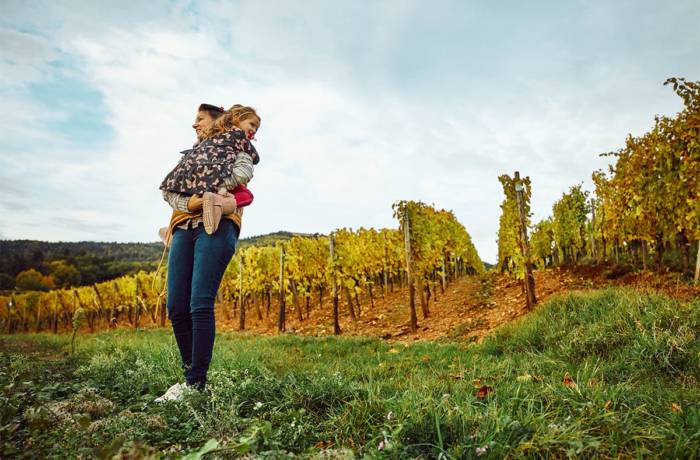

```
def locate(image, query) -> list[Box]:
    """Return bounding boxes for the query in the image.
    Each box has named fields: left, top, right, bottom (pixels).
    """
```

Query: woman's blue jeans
left=166, top=219, right=238, bottom=388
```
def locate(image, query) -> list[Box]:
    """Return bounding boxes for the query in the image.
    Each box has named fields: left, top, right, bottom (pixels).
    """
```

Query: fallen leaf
left=563, top=373, right=577, bottom=388
left=587, top=378, right=599, bottom=387
left=388, top=348, right=400, bottom=354
left=517, top=374, right=533, bottom=382
left=671, top=403, right=682, bottom=413
left=472, top=378, right=482, bottom=388
left=421, top=355, right=431, bottom=363
left=475, top=385, right=493, bottom=399
left=604, top=400, right=612, bottom=411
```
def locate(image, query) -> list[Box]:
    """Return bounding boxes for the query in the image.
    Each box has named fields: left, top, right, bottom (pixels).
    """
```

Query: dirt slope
left=216, top=264, right=700, bottom=342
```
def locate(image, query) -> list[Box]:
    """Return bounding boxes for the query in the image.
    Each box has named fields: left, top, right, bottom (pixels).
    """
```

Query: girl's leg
left=166, top=228, right=195, bottom=377
left=188, top=220, right=239, bottom=388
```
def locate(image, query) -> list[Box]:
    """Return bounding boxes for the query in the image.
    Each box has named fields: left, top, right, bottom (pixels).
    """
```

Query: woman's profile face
left=192, top=111, right=215, bottom=140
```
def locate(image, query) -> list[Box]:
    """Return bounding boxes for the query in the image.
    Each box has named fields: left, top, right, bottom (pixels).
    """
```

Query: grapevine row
left=498, top=77, right=699, bottom=282
left=1, top=201, right=484, bottom=334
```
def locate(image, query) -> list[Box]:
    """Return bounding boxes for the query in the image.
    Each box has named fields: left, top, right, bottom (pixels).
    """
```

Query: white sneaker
left=154, top=382, right=188, bottom=403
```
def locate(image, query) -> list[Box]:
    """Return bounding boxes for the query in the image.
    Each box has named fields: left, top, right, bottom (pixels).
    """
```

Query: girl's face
left=238, top=116, right=260, bottom=140
left=192, top=111, right=215, bottom=140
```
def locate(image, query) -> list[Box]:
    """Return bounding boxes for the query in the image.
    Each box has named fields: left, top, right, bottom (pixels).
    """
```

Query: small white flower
left=378, top=430, right=391, bottom=450
left=387, top=411, right=394, bottom=420
left=442, top=393, right=450, bottom=400
left=254, top=401, right=263, bottom=410
left=476, top=445, right=489, bottom=456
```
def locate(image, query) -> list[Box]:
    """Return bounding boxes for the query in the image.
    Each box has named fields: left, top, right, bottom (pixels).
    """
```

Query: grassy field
left=1, top=288, right=699, bottom=458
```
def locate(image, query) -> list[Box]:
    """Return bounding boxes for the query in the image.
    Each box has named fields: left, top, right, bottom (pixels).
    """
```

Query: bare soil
left=214, top=264, right=700, bottom=342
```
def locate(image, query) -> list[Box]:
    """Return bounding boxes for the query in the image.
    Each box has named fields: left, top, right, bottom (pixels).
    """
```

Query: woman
left=155, top=103, right=260, bottom=401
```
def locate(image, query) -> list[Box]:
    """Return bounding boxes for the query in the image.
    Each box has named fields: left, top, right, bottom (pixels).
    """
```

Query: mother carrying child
left=155, top=103, right=261, bottom=401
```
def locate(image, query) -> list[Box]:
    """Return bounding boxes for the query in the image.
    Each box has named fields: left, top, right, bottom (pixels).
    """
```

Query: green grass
left=1, top=287, right=699, bottom=458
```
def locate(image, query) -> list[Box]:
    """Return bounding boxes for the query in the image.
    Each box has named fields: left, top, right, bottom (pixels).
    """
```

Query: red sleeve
left=231, top=184, right=254, bottom=207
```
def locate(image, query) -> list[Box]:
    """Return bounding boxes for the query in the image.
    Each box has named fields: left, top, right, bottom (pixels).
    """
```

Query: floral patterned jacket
left=159, top=128, right=259, bottom=195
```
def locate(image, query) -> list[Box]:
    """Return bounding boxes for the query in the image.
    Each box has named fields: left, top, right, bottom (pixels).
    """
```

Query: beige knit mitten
left=158, top=227, right=172, bottom=247
left=221, top=193, right=238, bottom=215
left=203, top=192, right=238, bottom=235
left=202, top=192, right=220, bottom=235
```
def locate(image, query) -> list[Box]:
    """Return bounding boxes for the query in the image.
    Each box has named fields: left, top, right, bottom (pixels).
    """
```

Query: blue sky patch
left=28, top=68, right=114, bottom=149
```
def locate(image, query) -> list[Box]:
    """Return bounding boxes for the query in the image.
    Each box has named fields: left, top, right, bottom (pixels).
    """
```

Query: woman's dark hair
left=198, top=103, right=225, bottom=119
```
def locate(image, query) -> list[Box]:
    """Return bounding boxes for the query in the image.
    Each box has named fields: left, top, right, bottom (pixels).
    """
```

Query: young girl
left=159, top=105, right=261, bottom=239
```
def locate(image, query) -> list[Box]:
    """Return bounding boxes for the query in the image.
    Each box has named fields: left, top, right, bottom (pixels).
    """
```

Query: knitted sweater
left=167, top=206, right=244, bottom=235
left=164, top=183, right=252, bottom=231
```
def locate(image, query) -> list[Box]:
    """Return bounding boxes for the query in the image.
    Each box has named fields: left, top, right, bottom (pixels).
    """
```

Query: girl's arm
left=222, top=152, right=254, bottom=190
left=162, top=191, right=202, bottom=212
left=162, top=190, right=191, bottom=212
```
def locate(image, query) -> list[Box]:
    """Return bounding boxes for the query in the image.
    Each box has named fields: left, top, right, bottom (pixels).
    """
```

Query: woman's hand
left=187, top=195, right=204, bottom=212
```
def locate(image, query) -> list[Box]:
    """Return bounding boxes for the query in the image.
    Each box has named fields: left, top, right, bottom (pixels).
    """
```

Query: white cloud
left=0, top=28, right=57, bottom=85
left=1, top=0, right=699, bottom=262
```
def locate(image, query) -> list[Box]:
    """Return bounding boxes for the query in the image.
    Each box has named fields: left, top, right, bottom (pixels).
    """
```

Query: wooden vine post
left=239, top=254, right=245, bottom=331
left=330, top=234, right=341, bottom=335
left=695, top=240, right=699, bottom=285
left=52, top=291, right=59, bottom=333
left=589, top=198, right=597, bottom=261
left=7, top=295, right=15, bottom=334
left=277, top=247, right=286, bottom=333
left=382, top=239, right=389, bottom=298
left=514, top=171, right=537, bottom=310
left=403, top=211, right=418, bottom=332
left=441, top=256, right=447, bottom=292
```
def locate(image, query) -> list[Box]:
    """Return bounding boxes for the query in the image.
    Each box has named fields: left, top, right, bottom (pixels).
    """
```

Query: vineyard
left=496, top=78, right=699, bottom=296
left=2, top=79, right=698, bottom=339
left=0, top=201, right=484, bottom=336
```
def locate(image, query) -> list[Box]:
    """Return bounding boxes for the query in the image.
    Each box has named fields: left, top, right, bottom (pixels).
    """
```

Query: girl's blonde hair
left=201, top=104, right=261, bottom=139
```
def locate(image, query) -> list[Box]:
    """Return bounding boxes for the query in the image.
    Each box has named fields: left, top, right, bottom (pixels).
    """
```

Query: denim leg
left=166, top=227, right=195, bottom=377
left=187, top=220, right=239, bottom=387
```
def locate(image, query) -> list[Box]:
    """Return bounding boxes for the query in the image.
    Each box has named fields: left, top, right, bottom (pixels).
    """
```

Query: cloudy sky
left=1, top=0, right=698, bottom=263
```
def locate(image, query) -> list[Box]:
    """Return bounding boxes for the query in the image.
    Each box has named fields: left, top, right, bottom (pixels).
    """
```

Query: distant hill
left=0, top=240, right=165, bottom=287
left=237, top=231, right=318, bottom=248
left=0, top=232, right=316, bottom=289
